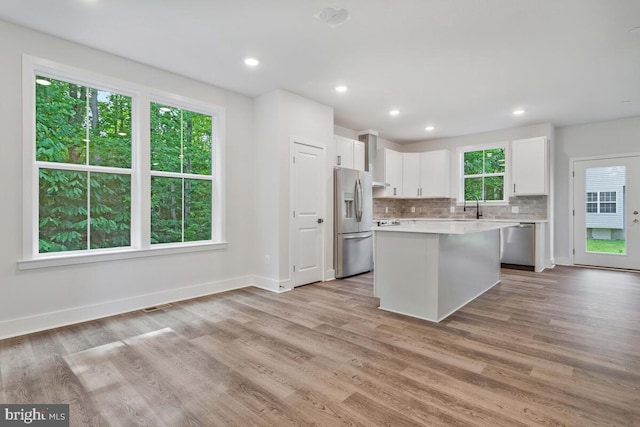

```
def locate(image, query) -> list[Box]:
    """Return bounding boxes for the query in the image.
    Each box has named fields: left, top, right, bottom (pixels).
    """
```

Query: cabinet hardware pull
left=337, top=155, right=341, bottom=165
left=514, top=184, right=516, bottom=193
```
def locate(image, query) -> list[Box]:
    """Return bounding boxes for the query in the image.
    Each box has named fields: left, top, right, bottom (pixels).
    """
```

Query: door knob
left=317, top=218, right=324, bottom=224
left=634, top=210, right=638, bottom=215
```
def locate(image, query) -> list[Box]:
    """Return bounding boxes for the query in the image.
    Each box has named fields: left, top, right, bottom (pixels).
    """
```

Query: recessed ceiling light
left=335, top=85, right=348, bottom=93
left=513, top=109, right=526, bottom=116
left=244, top=57, right=260, bottom=67
left=425, top=126, right=435, bottom=131
left=389, top=110, right=400, bottom=116
left=35, top=78, right=51, bottom=86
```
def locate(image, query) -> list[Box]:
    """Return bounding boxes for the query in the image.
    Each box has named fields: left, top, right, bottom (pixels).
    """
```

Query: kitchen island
left=372, top=221, right=517, bottom=322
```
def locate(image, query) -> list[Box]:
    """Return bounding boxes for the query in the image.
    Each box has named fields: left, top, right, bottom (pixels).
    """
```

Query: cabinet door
left=402, top=153, right=421, bottom=197
left=512, top=137, right=547, bottom=195
left=419, top=150, right=450, bottom=198
left=335, top=136, right=354, bottom=168
left=375, top=148, right=402, bottom=197
left=353, top=140, right=365, bottom=171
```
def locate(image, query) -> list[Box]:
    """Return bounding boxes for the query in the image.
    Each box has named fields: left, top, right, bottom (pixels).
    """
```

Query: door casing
left=570, top=153, right=640, bottom=270
left=289, top=137, right=326, bottom=288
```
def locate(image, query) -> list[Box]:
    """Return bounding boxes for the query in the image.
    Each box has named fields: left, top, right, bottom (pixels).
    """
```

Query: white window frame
left=19, top=55, right=226, bottom=270
left=148, top=95, right=223, bottom=246
left=457, top=143, right=509, bottom=204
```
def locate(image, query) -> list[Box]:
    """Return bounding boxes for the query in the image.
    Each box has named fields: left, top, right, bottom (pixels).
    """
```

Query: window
left=461, top=146, right=506, bottom=201
left=35, top=76, right=132, bottom=253
left=150, top=103, right=213, bottom=244
left=22, top=57, right=225, bottom=268
left=599, top=191, right=616, bottom=213
left=586, top=192, right=598, bottom=213
left=586, top=191, right=617, bottom=213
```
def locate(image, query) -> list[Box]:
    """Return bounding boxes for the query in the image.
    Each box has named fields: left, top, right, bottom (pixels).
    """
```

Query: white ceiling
left=1, top=0, right=639, bottom=143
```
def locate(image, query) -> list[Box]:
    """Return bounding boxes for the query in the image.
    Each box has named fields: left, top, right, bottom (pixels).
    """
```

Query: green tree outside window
left=463, top=148, right=505, bottom=201
left=36, top=76, right=132, bottom=253
left=150, top=103, right=213, bottom=244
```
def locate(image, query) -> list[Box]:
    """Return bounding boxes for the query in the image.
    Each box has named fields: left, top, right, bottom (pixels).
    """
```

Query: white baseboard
left=0, top=275, right=254, bottom=340
left=325, top=269, right=336, bottom=281
left=251, top=276, right=291, bottom=293
left=554, top=257, right=572, bottom=266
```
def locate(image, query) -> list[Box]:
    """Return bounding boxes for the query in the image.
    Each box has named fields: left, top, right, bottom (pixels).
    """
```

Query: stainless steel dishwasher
left=500, top=223, right=535, bottom=270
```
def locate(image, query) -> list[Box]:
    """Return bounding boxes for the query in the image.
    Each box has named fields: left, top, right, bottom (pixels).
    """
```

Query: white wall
left=255, top=90, right=334, bottom=289
left=0, top=21, right=257, bottom=338
left=554, top=116, right=640, bottom=264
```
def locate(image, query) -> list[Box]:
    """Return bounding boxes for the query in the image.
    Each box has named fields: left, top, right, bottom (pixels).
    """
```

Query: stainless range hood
left=357, top=129, right=388, bottom=187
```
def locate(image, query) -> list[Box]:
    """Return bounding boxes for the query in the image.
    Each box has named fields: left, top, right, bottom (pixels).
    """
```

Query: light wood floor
left=1, top=266, right=640, bottom=426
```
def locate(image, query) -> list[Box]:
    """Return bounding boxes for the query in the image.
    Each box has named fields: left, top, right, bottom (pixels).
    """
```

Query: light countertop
left=375, top=217, right=548, bottom=223
left=372, top=220, right=519, bottom=235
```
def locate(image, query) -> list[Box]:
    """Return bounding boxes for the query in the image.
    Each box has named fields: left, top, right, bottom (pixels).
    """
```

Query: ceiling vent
left=315, top=7, right=350, bottom=28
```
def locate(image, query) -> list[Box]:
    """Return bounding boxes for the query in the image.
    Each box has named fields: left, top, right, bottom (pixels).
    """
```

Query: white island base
left=374, top=223, right=509, bottom=322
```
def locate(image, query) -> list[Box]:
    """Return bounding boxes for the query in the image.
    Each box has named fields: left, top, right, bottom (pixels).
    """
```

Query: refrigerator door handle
left=355, top=178, right=363, bottom=222
left=343, top=233, right=373, bottom=240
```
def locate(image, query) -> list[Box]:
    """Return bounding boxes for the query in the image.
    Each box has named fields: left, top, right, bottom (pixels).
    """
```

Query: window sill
left=17, top=241, right=228, bottom=270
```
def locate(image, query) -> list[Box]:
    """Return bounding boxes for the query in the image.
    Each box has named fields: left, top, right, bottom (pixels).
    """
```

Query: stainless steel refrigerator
left=334, top=167, right=373, bottom=278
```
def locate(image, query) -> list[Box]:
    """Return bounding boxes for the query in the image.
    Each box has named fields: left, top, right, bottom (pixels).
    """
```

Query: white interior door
left=292, top=142, right=324, bottom=286
left=573, top=155, right=640, bottom=269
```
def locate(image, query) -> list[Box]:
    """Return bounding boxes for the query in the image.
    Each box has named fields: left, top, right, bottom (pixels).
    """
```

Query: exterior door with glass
left=573, top=155, right=640, bottom=269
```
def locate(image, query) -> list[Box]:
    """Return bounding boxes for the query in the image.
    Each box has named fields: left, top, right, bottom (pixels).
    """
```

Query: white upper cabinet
left=353, top=140, right=365, bottom=171
left=402, top=153, right=421, bottom=197
left=335, top=135, right=365, bottom=171
left=419, top=150, right=450, bottom=198
left=511, top=137, right=548, bottom=195
left=374, top=148, right=403, bottom=197
left=401, top=150, right=450, bottom=198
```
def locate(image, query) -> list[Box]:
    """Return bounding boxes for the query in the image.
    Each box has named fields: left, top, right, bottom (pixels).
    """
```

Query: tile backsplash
left=374, top=196, right=547, bottom=220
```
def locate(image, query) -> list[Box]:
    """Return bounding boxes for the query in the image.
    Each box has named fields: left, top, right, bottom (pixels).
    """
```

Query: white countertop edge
left=375, top=217, right=549, bottom=223
left=372, top=221, right=519, bottom=235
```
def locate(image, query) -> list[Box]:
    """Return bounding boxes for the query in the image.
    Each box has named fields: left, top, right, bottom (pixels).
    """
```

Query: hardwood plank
left=0, top=335, right=48, bottom=403
left=1, top=265, right=639, bottom=426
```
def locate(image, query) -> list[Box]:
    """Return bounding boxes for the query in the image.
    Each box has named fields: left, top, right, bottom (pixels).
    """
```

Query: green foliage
left=463, top=148, right=505, bottom=201
left=586, top=239, right=626, bottom=254
left=39, top=169, right=88, bottom=252
left=35, top=77, right=213, bottom=252
left=150, top=104, right=213, bottom=244
left=150, top=104, right=212, bottom=174
left=36, top=76, right=132, bottom=253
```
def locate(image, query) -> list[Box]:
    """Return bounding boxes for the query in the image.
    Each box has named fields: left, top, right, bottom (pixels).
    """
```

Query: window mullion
left=87, top=171, right=91, bottom=250
left=137, top=93, right=151, bottom=250
left=85, top=87, right=91, bottom=251
left=180, top=110, right=185, bottom=242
